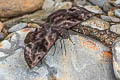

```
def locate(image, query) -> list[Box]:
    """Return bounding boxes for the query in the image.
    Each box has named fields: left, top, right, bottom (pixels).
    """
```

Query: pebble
left=76, top=0, right=86, bottom=6
left=88, top=0, right=109, bottom=7
left=100, top=15, right=112, bottom=22
left=0, top=52, right=8, bottom=58
left=8, top=23, right=27, bottom=32
left=42, top=0, right=55, bottom=10
left=112, top=37, right=120, bottom=79
left=109, top=0, right=120, bottom=7
left=103, top=2, right=111, bottom=12
left=101, top=15, right=120, bottom=22
left=110, top=16, right=120, bottom=23
left=110, top=24, right=120, bottom=34
left=0, top=32, right=4, bottom=40
left=114, top=9, right=120, bottom=17
left=81, top=17, right=110, bottom=30
left=54, top=0, right=62, bottom=3
left=84, top=5, right=103, bottom=14
left=55, top=1, right=72, bottom=10
left=0, top=40, right=11, bottom=49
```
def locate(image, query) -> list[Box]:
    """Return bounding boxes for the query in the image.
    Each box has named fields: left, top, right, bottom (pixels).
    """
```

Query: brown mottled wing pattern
left=47, top=6, right=94, bottom=29
left=24, top=27, right=57, bottom=68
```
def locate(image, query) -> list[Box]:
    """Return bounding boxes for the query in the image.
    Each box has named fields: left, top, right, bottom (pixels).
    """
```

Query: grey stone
left=110, top=16, right=120, bottom=22
left=54, top=0, right=62, bottom=3
left=76, top=0, right=86, bottom=6
left=111, top=0, right=120, bottom=7
left=55, top=2, right=72, bottom=10
left=101, top=15, right=112, bottom=22
left=0, top=32, right=4, bottom=40
left=88, top=0, right=109, bottom=7
left=101, top=15, right=120, bottom=22
left=42, top=0, right=55, bottom=10
left=0, top=52, right=8, bottom=58
left=103, top=2, right=111, bottom=12
left=84, top=5, right=103, bottom=14
left=81, top=17, right=110, bottom=30
left=112, top=37, right=120, bottom=80
left=0, top=30, right=116, bottom=80
left=8, top=23, right=27, bottom=32
left=110, top=24, right=120, bottom=35
left=0, top=40, right=11, bottom=49
left=114, top=9, right=120, bottom=17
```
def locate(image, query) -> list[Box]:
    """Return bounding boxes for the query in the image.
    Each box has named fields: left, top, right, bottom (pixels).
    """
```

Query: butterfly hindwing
left=24, top=27, right=57, bottom=68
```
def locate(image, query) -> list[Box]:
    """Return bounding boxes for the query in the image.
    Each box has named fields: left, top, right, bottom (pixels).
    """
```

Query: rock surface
left=112, top=37, right=120, bottom=80
left=42, top=0, right=54, bottom=10
left=110, top=24, right=120, bottom=35
left=81, top=17, right=110, bottom=30
left=8, top=23, right=27, bottom=32
left=88, top=0, right=109, bottom=7
left=0, top=0, right=44, bottom=18
left=0, top=29, right=116, bottom=80
left=84, top=5, right=103, bottom=14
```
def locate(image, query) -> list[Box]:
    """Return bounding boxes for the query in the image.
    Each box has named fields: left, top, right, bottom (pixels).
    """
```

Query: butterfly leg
left=53, top=42, right=57, bottom=56
left=63, top=39, right=67, bottom=56
left=60, top=38, right=63, bottom=55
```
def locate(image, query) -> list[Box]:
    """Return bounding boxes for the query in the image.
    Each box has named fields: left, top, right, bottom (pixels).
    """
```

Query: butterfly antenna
left=68, top=36, right=75, bottom=45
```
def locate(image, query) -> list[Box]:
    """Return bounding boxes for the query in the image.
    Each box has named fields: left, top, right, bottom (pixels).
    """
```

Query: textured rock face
left=0, top=0, right=44, bottom=18
left=0, top=28, right=116, bottom=80
left=112, top=37, right=120, bottom=80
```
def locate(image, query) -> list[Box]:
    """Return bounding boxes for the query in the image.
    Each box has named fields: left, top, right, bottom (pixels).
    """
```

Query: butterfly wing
left=46, top=6, right=94, bottom=29
left=24, top=28, right=57, bottom=68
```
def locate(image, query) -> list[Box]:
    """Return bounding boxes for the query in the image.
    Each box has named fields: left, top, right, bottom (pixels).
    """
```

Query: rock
left=84, top=5, right=103, bottom=14
left=101, top=15, right=120, bottom=22
left=0, top=52, right=8, bottom=58
left=42, top=0, right=55, bottom=10
left=101, top=15, right=112, bottom=22
left=55, top=1, right=72, bottom=10
left=8, top=23, right=27, bottom=32
left=0, top=32, right=4, bottom=40
left=75, top=0, right=86, bottom=6
left=0, top=22, right=4, bottom=32
left=0, top=40, right=11, bottom=49
left=81, top=17, right=110, bottom=30
left=88, top=0, right=109, bottom=7
left=54, top=0, right=62, bottom=3
left=112, top=37, right=120, bottom=80
left=110, top=24, right=120, bottom=34
left=103, top=2, right=111, bottom=12
left=110, top=16, right=120, bottom=23
left=114, top=9, right=120, bottom=17
left=109, top=0, right=120, bottom=7
left=0, top=29, right=116, bottom=80
left=0, top=0, right=44, bottom=18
